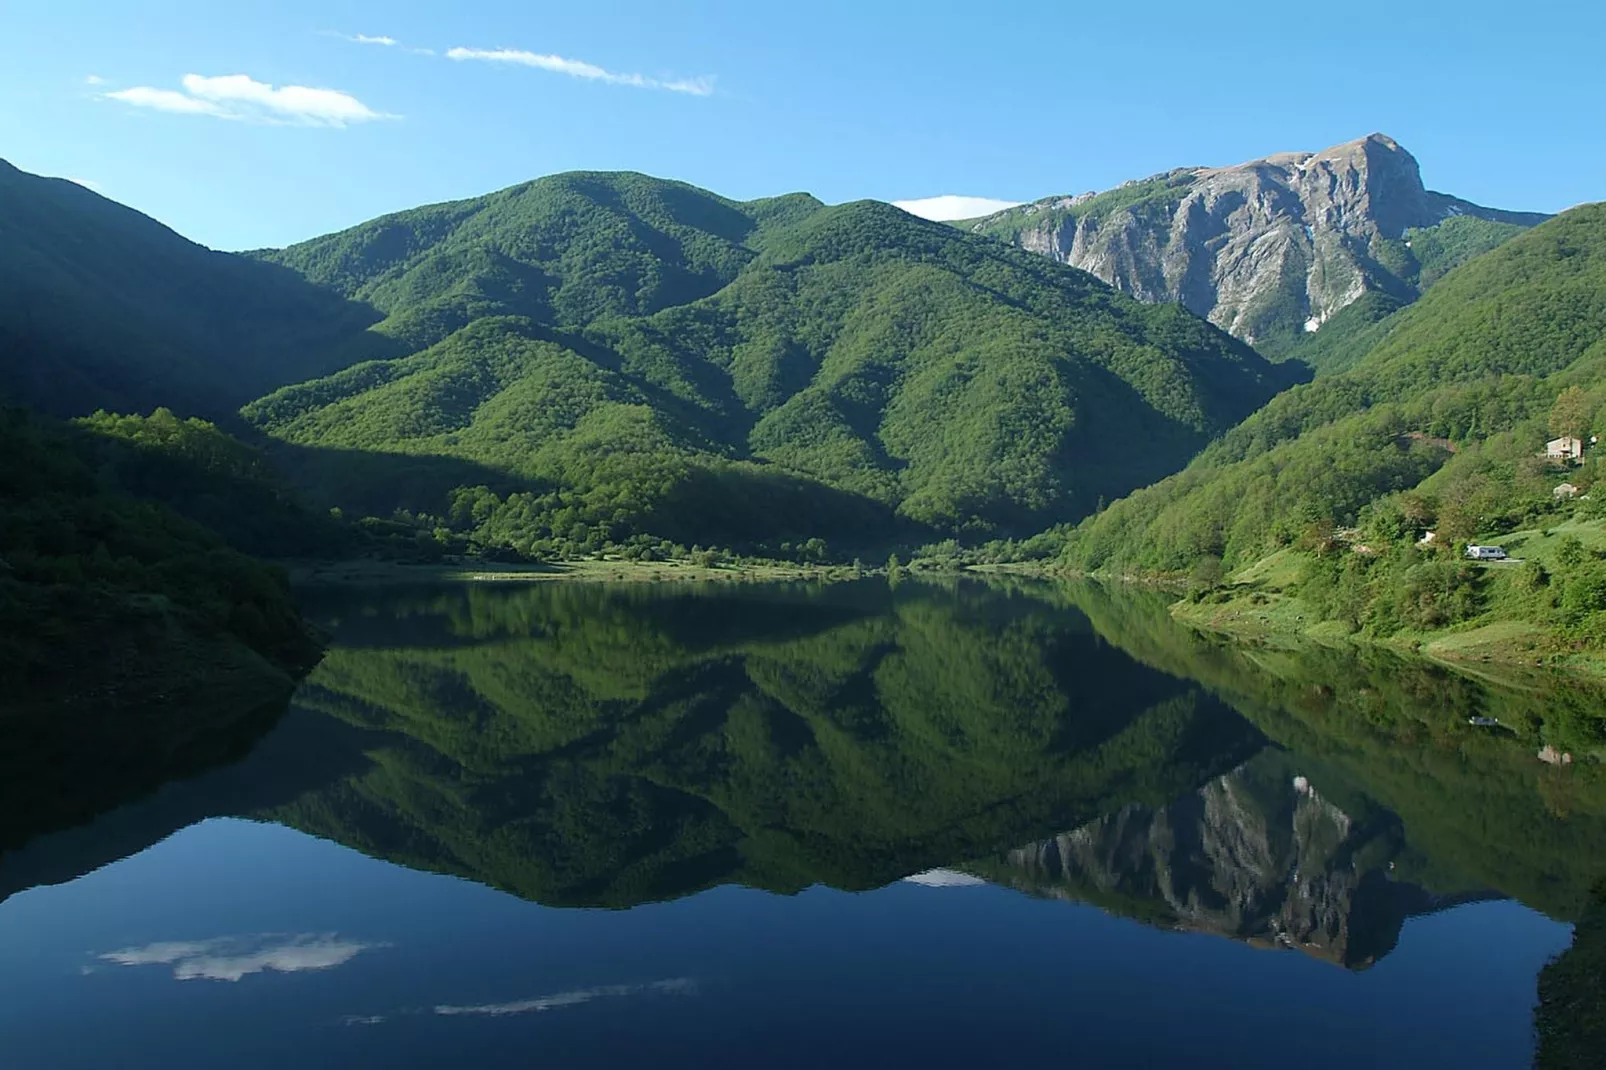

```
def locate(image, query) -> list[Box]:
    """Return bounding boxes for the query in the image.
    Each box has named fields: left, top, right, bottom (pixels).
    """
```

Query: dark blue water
left=2, top=579, right=1598, bottom=1068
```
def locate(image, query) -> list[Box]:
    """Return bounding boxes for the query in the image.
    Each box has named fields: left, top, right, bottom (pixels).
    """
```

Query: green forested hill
left=0, top=160, right=1296, bottom=556
left=1063, top=203, right=1606, bottom=576
left=73, top=408, right=354, bottom=559
left=0, top=406, right=320, bottom=712
left=246, top=173, right=1292, bottom=551
left=0, top=160, right=383, bottom=419
left=254, top=171, right=820, bottom=352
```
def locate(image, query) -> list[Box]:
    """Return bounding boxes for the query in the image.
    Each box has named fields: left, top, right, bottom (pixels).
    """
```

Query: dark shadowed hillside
left=0, top=160, right=385, bottom=419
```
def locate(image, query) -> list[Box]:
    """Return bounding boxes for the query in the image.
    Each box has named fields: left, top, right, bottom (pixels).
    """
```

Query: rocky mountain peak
left=974, top=134, right=1548, bottom=351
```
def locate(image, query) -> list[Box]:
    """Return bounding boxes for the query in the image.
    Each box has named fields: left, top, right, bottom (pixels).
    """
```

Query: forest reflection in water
left=5, top=576, right=1605, bottom=1067
left=9, top=576, right=1604, bottom=939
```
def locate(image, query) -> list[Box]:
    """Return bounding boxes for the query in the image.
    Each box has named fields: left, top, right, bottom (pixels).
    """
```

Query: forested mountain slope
left=0, top=405, right=320, bottom=714
left=247, top=173, right=1294, bottom=549
left=1063, top=202, right=1606, bottom=575
left=0, top=161, right=386, bottom=419
left=967, top=134, right=1547, bottom=360
left=254, top=171, right=821, bottom=353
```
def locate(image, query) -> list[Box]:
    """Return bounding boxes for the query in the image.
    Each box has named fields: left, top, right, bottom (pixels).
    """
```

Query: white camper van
left=1465, top=545, right=1508, bottom=561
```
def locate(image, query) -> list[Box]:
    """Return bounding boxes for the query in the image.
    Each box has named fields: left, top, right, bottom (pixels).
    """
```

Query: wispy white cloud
left=445, top=46, right=714, bottom=96
left=338, top=978, right=696, bottom=1030
left=324, top=31, right=435, bottom=55
left=105, top=85, right=229, bottom=116
left=182, top=74, right=390, bottom=124
left=104, top=74, right=393, bottom=126
left=435, top=978, right=697, bottom=1018
left=84, top=74, right=106, bottom=86
left=99, top=933, right=386, bottom=982
left=892, top=195, right=1023, bottom=222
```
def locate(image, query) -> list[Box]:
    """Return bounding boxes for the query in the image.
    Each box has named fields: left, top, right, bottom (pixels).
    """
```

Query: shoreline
left=1171, top=585, right=1606, bottom=679
left=284, top=555, right=1606, bottom=678
left=283, top=556, right=863, bottom=587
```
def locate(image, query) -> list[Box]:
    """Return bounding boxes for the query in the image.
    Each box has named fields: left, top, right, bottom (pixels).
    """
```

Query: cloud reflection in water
left=98, top=933, right=385, bottom=982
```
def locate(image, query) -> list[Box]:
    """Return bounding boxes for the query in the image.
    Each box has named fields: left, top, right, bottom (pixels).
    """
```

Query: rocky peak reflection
left=6, top=577, right=1603, bottom=977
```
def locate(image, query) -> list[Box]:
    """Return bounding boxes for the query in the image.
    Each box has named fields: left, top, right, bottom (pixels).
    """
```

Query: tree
left=1298, top=517, right=1338, bottom=555
left=1188, top=554, right=1224, bottom=593
left=1556, top=536, right=1588, bottom=570
left=1398, top=493, right=1435, bottom=529
left=1550, top=386, right=1590, bottom=442
left=1435, top=500, right=1478, bottom=546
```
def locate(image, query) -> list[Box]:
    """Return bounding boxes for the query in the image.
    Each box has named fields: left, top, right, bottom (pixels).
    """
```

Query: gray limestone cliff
left=975, top=753, right=1487, bottom=969
left=970, top=134, right=1549, bottom=352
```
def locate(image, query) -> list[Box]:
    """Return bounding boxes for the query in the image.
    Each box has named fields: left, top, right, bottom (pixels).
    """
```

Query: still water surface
left=2, top=579, right=1600, bottom=1068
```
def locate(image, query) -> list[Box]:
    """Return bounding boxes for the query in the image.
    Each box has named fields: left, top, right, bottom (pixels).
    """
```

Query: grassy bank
left=1170, top=552, right=1606, bottom=677
left=285, top=556, right=862, bottom=587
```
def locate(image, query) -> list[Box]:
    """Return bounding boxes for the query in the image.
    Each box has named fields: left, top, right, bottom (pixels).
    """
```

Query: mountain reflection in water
left=7, top=577, right=1606, bottom=944
left=3, top=575, right=1606, bottom=1066
left=2, top=577, right=1604, bottom=1069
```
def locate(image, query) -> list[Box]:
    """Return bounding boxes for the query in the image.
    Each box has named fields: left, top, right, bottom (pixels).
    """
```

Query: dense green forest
left=0, top=405, right=321, bottom=713
left=241, top=171, right=1293, bottom=553
left=1404, top=214, right=1532, bottom=290
left=10, top=155, right=1566, bottom=576
left=74, top=408, right=356, bottom=558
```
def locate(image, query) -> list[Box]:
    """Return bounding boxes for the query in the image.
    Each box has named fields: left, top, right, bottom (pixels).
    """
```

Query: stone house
left=1547, top=436, right=1585, bottom=463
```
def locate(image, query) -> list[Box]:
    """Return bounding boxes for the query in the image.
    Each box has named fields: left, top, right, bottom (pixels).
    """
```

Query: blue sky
left=2, top=0, right=1601, bottom=250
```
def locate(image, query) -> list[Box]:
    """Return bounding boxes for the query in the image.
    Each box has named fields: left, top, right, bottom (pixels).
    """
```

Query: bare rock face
left=988, top=755, right=1474, bottom=969
left=976, top=135, right=1548, bottom=349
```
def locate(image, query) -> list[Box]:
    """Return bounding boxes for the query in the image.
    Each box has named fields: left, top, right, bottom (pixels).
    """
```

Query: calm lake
left=3, top=578, right=1601, bottom=1068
